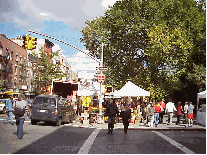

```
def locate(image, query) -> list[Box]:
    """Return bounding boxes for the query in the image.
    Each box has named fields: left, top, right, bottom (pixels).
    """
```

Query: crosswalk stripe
left=152, top=131, right=195, bottom=154
left=78, top=128, right=100, bottom=154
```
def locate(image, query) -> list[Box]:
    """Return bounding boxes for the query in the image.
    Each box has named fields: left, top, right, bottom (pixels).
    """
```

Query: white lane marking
left=152, top=131, right=195, bottom=154
left=78, top=128, right=100, bottom=154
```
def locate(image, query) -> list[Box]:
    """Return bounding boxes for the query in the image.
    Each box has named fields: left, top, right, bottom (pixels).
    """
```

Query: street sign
left=98, top=74, right=105, bottom=83
left=96, top=66, right=108, bottom=71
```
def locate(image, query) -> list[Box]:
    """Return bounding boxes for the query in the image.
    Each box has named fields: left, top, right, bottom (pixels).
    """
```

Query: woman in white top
left=183, top=102, right=188, bottom=124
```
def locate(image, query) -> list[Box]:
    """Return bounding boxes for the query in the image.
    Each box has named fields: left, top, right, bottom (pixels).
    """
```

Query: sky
left=0, top=0, right=119, bottom=80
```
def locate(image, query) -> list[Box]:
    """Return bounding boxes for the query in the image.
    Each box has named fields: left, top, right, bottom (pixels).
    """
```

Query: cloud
left=67, top=50, right=99, bottom=79
left=0, top=0, right=118, bottom=31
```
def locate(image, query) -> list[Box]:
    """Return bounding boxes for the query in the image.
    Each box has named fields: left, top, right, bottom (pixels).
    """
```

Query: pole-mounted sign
left=98, top=74, right=105, bottom=83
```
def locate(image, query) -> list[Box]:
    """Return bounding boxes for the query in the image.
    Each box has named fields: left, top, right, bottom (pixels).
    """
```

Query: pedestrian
left=187, top=102, right=194, bottom=127
left=4, top=95, right=14, bottom=125
left=13, top=97, right=26, bottom=139
left=120, top=103, right=131, bottom=134
left=147, top=102, right=155, bottom=127
left=141, top=101, right=147, bottom=123
left=183, top=102, right=188, bottom=124
left=165, top=98, right=176, bottom=125
left=153, top=102, right=162, bottom=127
left=159, top=99, right=165, bottom=124
left=105, top=99, right=118, bottom=134
left=176, top=102, right=183, bottom=125
left=144, top=102, right=149, bottom=124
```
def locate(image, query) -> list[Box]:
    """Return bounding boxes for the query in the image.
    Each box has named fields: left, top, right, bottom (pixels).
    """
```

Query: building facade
left=0, top=34, right=27, bottom=91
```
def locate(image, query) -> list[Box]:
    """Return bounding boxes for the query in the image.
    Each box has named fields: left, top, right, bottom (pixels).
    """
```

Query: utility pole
left=98, top=43, right=104, bottom=123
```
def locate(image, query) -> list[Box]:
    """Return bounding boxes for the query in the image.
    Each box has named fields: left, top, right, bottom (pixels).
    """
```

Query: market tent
left=114, top=81, right=150, bottom=97
left=197, top=90, right=206, bottom=126
left=197, top=90, right=206, bottom=110
left=197, top=90, right=206, bottom=99
left=77, top=89, right=93, bottom=96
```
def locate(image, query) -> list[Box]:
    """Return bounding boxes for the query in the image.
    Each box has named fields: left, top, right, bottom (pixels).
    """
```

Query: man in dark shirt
left=105, top=99, right=118, bottom=134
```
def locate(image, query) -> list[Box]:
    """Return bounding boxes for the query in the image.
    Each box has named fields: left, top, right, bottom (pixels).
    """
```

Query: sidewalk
left=70, top=114, right=206, bottom=131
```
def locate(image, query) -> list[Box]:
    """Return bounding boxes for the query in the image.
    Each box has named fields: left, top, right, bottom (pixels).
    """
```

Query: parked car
left=0, top=99, right=7, bottom=114
left=30, top=95, right=75, bottom=126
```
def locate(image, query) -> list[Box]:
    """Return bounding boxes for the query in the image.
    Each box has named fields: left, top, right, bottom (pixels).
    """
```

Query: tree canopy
left=30, top=48, right=64, bottom=95
left=81, top=0, right=206, bottom=100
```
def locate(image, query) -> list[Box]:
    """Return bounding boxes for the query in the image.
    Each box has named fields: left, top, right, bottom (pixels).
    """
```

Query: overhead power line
left=28, top=30, right=100, bottom=62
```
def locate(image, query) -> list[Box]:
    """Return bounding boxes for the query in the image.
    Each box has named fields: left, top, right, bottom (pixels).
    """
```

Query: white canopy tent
left=77, top=89, right=93, bottom=96
left=197, top=90, right=206, bottom=99
left=114, top=81, right=150, bottom=97
left=197, top=90, right=206, bottom=126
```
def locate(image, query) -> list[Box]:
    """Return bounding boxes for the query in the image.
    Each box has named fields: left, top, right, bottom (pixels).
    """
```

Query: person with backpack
left=105, top=99, right=119, bottom=134
left=4, top=96, right=14, bottom=125
left=120, top=103, right=131, bottom=135
left=13, top=97, right=26, bottom=139
left=147, top=103, right=155, bottom=127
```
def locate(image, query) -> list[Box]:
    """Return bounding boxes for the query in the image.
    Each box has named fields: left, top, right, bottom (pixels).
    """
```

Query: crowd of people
left=104, top=98, right=195, bottom=134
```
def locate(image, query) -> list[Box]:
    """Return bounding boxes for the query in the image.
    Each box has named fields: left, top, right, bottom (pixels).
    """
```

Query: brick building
left=0, top=34, right=27, bottom=91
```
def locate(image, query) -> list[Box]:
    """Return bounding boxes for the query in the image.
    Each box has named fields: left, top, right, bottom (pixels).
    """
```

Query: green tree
left=81, top=0, right=206, bottom=100
left=30, top=48, right=64, bottom=95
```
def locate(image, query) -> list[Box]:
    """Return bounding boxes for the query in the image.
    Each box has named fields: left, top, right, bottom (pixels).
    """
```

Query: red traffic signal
left=98, top=74, right=105, bottom=83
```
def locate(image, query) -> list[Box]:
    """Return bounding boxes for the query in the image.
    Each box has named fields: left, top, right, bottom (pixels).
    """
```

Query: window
left=15, top=66, right=18, bottom=74
left=16, top=54, right=18, bottom=61
left=33, top=97, right=56, bottom=106
left=11, top=51, right=13, bottom=60
left=0, top=46, right=2, bottom=55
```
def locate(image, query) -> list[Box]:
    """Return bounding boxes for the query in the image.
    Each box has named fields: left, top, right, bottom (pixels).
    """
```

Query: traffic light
left=29, top=36, right=37, bottom=50
left=22, top=36, right=37, bottom=50
left=107, top=86, right=113, bottom=93
left=22, top=36, right=29, bottom=50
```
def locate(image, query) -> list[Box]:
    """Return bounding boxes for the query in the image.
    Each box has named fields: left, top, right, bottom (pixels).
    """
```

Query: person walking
left=159, top=99, right=165, bottom=124
left=153, top=102, right=162, bottom=127
left=165, top=98, right=176, bottom=125
left=13, top=97, right=26, bottom=139
left=120, top=103, right=131, bottom=134
left=187, top=102, right=194, bottom=127
left=147, top=103, right=155, bottom=127
left=4, top=96, right=14, bottom=125
left=176, top=102, right=183, bottom=125
left=105, top=99, right=118, bottom=134
left=183, top=102, right=188, bottom=124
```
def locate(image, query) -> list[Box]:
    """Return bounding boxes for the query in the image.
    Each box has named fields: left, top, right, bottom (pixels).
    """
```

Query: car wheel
left=56, top=117, right=62, bottom=126
left=31, top=119, right=37, bottom=125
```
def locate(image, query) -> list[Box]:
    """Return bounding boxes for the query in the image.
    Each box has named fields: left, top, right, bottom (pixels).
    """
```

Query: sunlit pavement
left=70, top=114, right=206, bottom=131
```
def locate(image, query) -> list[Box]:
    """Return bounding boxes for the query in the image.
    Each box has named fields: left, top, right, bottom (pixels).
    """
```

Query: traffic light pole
left=98, top=43, right=104, bottom=123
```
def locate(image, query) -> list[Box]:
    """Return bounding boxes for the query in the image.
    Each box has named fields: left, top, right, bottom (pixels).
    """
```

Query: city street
left=0, top=115, right=205, bottom=154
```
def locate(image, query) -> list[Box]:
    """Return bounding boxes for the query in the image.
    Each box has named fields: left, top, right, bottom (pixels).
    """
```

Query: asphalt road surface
left=0, top=120, right=205, bottom=154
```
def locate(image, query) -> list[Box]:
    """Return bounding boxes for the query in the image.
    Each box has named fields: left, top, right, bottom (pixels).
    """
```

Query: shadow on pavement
left=12, top=132, right=29, bottom=137
left=13, top=126, right=95, bottom=154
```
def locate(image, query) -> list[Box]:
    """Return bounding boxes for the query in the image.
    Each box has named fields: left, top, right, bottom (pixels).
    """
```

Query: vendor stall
left=114, top=81, right=150, bottom=124
left=197, top=90, right=206, bottom=126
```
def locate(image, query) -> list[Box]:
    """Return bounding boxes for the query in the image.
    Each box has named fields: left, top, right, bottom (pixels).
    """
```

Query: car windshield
left=33, top=97, right=56, bottom=106
left=27, top=100, right=33, bottom=104
left=0, top=100, right=6, bottom=103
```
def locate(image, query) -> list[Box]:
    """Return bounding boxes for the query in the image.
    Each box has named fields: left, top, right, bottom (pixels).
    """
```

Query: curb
left=70, top=123, right=206, bottom=131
